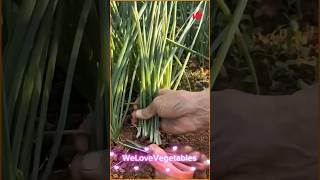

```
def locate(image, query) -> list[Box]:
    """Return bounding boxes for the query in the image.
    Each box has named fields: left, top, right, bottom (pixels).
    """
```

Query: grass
left=111, top=1, right=208, bottom=144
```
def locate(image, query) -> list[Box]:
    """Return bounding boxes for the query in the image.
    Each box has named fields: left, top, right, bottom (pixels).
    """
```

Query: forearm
left=192, top=89, right=210, bottom=131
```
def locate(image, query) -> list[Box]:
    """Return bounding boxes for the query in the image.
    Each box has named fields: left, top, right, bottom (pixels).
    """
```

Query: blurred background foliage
left=211, top=0, right=318, bottom=95
left=3, top=0, right=108, bottom=179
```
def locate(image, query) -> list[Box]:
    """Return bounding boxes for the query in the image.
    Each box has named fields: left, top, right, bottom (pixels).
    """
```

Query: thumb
left=134, top=99, right=159, bottom=120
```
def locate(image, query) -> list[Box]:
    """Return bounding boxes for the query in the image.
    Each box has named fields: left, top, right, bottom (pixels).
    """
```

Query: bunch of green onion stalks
left=111, top=1, right=208, bottom=144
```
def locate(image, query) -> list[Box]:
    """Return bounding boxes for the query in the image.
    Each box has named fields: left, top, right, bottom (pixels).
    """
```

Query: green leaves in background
left=211, top=0, right=251, bottom=89
left=3, top=0, right=108, bottom=179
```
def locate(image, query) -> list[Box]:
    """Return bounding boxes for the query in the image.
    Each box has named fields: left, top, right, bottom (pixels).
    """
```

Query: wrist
left=192, top=90, right=210, bottom=130
left=195, top=89, right=210, bottom=107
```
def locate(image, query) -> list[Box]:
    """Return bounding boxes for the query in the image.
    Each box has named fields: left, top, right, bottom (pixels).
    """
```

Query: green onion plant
left=111, top=1, right=208, bottom=144
left=3, top=0, right=107, bottom=179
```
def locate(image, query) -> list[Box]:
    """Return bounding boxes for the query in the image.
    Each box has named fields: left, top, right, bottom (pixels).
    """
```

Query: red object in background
left=192, top=11, right=203, bottom=21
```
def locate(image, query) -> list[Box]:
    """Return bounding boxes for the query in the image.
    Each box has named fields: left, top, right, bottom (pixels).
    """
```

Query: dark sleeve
left=212, top=86, right=318, bottom=180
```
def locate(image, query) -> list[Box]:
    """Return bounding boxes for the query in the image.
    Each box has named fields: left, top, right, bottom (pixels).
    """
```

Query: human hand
left=131, top=89, right=209, bottom=134
left=147, top=144, right=209, bottom=179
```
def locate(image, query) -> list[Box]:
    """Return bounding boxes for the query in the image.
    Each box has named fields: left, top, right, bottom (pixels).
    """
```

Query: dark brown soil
left=111, top=120, right=210, bottom=179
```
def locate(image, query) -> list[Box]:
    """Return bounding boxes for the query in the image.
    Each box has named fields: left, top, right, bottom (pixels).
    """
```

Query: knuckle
left=153, top=96, right=162, bottom=106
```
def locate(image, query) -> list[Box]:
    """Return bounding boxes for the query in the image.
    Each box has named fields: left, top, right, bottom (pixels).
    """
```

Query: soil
left=111, top=120, right=210, bottom=179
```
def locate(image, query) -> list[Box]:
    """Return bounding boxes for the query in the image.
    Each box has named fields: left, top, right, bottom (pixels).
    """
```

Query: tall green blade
left=215, top=0, right=259, bottom=93
left=12, top=0, right=57, bottom=173
left=94, top=0, right=108, bottom=150
left=20, top=31, right=50, bottom=179
left=6, top=0, right=51, bottom=131
left=4, top=0, right=37, bottom=83
left=40, top=0, right=92, bottom=179
left=31, top=2, right=63, bottom=179
left=211, top=0, right=248, bottom=86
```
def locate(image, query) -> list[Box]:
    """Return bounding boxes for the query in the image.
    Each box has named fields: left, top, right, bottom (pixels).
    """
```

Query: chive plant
left=112, top=1, right=208, bottom=144
left=211, top=0, right=257, bottom=92
left=3, top=0, right=106, bottom=179
left=111, top=1, right=142, bottom=141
